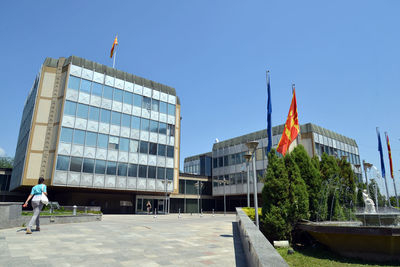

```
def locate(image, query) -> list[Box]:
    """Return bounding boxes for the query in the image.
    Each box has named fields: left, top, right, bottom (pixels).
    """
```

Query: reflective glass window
left=149, top=142, right=157, bottom=155
left=123, top=91, right=133, bottom=105
left=95, top=160, right=106, bottom=174
left=167, top=146, right=174, bottom=158
left=97, top=134, right=108, bottom=148
left=151, top=99, right=159, bottom=112
left=56, top=155, right=70, bottom=171
left=131, top=116, right=140, bottom=129
left=73, top=129, right=85, bottom=145
left=121, top=114, right=130, bottom=127
left=168, top=104, right=175, bottom=116
left=80, top=79, right=91, bottom=94
left=82, top=158, right=94, bottom=173
left=159, top=101, right=167, bottom=114
left=166, top=168, right=174, bottom=180
left=70, top=157, right=83, bottom=172
left=120, top=138, right=129, bottom=151
left=76, top=103, right=88, bottom=119
left=159, top=123, right=167, bottom=135
left=158, top=144, right=166, bottom=156
left=157, top=167, right=165, bottom=179
left=167, top=124, right=175, bottom=137
left=108, top=136, right=119, bottom=150
left=139, top=165, right=147, bottom=178
left=106, top=161, right=117, bottom=175
left=133, top=94, right=142, bottom=107
left=142, top=97, right=151, bottom=110
left=103, top=85, right=113, bottom=100
left=60, top=127, right=73, bottom=143
left=100, top=109, right=111, bottom=123
left=92, top=82, right=102, bottom=97
left=140, top=141, right=148, bottom=154
left=150, top=120, right=158, bottom=133
left=128, top=164, right=138, bottom=177
left=85, top=132, right=97, bottom=147
left=148, top=166, right=156, bottom=178
left=111, top=111, right=121, bottom=125
left=68, top=76, right=80, bottom=90
left=64, top=101, right=76, bottom=116
left=117, top=163, right=128, bottom=176
left=88, top=106, right=99, bottom=121
left=141, top=119, right=150, bottom=132
left=129, top=140, right=139, bottom=152
left=114, top=89, right=123, bottom=102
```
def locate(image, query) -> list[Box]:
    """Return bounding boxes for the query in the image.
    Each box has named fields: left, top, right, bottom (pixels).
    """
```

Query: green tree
left=337, top=157, right=357, bottom=219
left=0, top=157, right=13, bottom=168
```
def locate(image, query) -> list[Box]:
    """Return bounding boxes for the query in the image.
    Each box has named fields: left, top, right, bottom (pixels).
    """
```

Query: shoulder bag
left=40, top=184, right=49, bottom=205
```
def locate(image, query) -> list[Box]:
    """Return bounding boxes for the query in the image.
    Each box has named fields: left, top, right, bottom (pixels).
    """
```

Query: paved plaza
left=0, top=214, right=247, bottom=267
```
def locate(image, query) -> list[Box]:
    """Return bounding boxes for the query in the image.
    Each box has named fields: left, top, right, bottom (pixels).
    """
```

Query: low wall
left=236, top=207, right=288, bottom=267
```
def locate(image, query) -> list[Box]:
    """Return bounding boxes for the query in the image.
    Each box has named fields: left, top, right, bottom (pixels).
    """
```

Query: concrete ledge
left=236, top=207, right=288, bottom=267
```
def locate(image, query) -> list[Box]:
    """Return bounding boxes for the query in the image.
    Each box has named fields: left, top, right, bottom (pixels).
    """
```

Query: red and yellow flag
left=110, top=35, right=118, bottom=58
left=277, top=88, right=299, bottom=156
left=385, top=132, right=394, bottom=179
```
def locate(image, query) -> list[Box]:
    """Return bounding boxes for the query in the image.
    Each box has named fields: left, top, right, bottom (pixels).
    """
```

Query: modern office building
left=185, top=123, right=361, bottom=210
left=10, top=56, right=181, bottom=213
left=183, top=152, right=212, bottom=176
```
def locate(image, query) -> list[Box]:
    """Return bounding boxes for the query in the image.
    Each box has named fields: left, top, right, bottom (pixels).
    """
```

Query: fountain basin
left=298, top=221, right=400, bottom=262
left=355, top=213, right=400, bottom=226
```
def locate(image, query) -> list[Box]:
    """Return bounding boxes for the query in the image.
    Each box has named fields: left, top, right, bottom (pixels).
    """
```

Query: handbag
left=40, top=184, right=49, bottom=205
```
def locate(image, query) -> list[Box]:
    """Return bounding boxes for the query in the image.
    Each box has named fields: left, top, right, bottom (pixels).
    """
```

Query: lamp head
left=245, top=141, right=259, bottom=152
left=244, top=152, right=252, bottom=162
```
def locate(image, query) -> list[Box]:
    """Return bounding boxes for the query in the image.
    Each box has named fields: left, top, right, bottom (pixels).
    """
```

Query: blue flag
left=377, top=128, right=386, bottom=178
left=266, top=71, right=272, bottom=153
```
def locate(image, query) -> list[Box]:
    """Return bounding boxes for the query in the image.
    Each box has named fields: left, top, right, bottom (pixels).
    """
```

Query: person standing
left=146, top=201, right=152, bottom=215
left=22, top=177, right=47, bottom=234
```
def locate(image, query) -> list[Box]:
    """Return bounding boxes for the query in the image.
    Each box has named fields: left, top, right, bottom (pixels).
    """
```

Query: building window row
left=68, top=75, right=175, bottom=116
left=212, top=170, right=264, bottom=187
left=56, top=155, right=174, bottom=180
left=315, top=143, right=360, bottom=165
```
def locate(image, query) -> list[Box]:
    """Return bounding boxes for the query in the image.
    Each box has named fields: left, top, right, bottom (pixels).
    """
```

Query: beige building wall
left=173, top=103, right=181, bottom=194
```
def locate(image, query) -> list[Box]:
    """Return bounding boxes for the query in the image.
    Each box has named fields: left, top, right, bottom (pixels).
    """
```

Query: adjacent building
left=10, top=56, right=181, bottom=213
left=183, top=152, right=212, bottom=176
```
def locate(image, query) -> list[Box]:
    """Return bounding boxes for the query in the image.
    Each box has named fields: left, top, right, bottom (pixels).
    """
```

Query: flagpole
left=377, top=127, right=391, bottom=206
left=292, top=83, right=301, bottom=146
left=393, top=177, right=399, bottom=207
left=385, top=132, right=399, bottom=207
left=113, top=49, right=116, bottom=69
left=266, top=70, right=272, bottom=154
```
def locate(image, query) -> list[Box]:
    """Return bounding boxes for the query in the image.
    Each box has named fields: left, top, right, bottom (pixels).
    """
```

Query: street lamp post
left=363, top=160, right=372, bottom=196
left=246, top=141, right=259, bottom=229
left=195, top=181, right=204, bottom=215
left=218, top=178, right=229, bottom=215
left=244, top=152, right=252, bottom=208
left=162, top=179, right=172, bottom=214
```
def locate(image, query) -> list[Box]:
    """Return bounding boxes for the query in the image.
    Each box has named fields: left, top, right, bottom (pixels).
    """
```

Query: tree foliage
left=0, top=157, right=13, bottom=168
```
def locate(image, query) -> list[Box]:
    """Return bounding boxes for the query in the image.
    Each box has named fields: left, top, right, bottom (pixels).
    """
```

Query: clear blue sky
left=1, top=1, right=399, bottom=196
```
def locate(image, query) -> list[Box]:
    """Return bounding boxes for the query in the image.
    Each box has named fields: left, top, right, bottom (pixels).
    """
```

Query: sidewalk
left=0, top=214, right=247, bottom=267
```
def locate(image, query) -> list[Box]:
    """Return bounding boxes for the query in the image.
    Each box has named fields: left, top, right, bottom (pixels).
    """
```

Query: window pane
left=151, top=99, right=159, bottom=112
left=76, top=103, right=88, bottom=119
left=85, top=132, right=97, bottom=147
left=167, top=146, right=174, bottom=158
left=95, top=160, right=106, bottom=174
left=149, top=142, right=157, bottom=155
left=80, top=79, right=91, bottom=94
left=150, top=120, right=158, bottom=133
left=103, top=85, right=113, bottom=99
left=166, top=168, right=174, bottom=180
left=100, top=109, right=111, bottom=123
left=60, top=127, right=73, bottom=143
left=117, top=163, right=128, bottom=176
left=141, top=119, right=150, bottom=131
left=148, top=166, right=156, bottom=178
left=129, top=140, right=139, bottom=152
left=56, top=155, right=70, bottom=171
left=139, top=165, right=147, bottom=178
left=111, top=111, right=121, bottom=125
left=114, top=89, right=123, bottom=102
left=123, top=91, right=133, bottom=105
left=82, top=158, right=94, bottom=173
left=128, top=164, right=137, bottom=177
left=68, top=76, right=80, bottom=90
left=142, top=97, right=151, bottom=110
left=157, top=167, right=165, bottom=179
left=108, top=136, right=119, bottom=150
left=167, top=124, right=175, bottom=137
left=140, top=141, right=148, bottom=154
left=121, top=114, right=130, bottom=127
left=97, top=134, right=108, bottom=148
left=73, top=129, right=85, bottom=145
left=158, top=144, right=166, bottom=156
left=168, top=104, right=175, bottom=116
left=106, top=161, right=117, bottom=175
left=70, top=157, right=83, bottom=172
left=159, top=101, right=167, bottom=114
left=92, top=82, right=103, bottom=97
left=159, top=123, right=167, bottom=135
left=133, top=94, right=142, bottom=107
left=120, top=138, right=129, bottom=151
left=88, top=106, right=99, bottom=121
left=64, top=101, right=76, bottom=116
left=131, top=116, right=140, bottom=129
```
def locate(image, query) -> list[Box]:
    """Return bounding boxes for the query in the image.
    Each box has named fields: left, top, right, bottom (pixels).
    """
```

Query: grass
left=277, top=246, right=400, bottom=267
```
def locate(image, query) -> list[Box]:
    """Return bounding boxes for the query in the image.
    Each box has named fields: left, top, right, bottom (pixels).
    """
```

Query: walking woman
left=22, top=177, right=47, bottom=234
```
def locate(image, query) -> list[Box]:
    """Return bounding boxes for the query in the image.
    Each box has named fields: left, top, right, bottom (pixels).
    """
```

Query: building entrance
left=136, top=195, right=169, bottom=214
